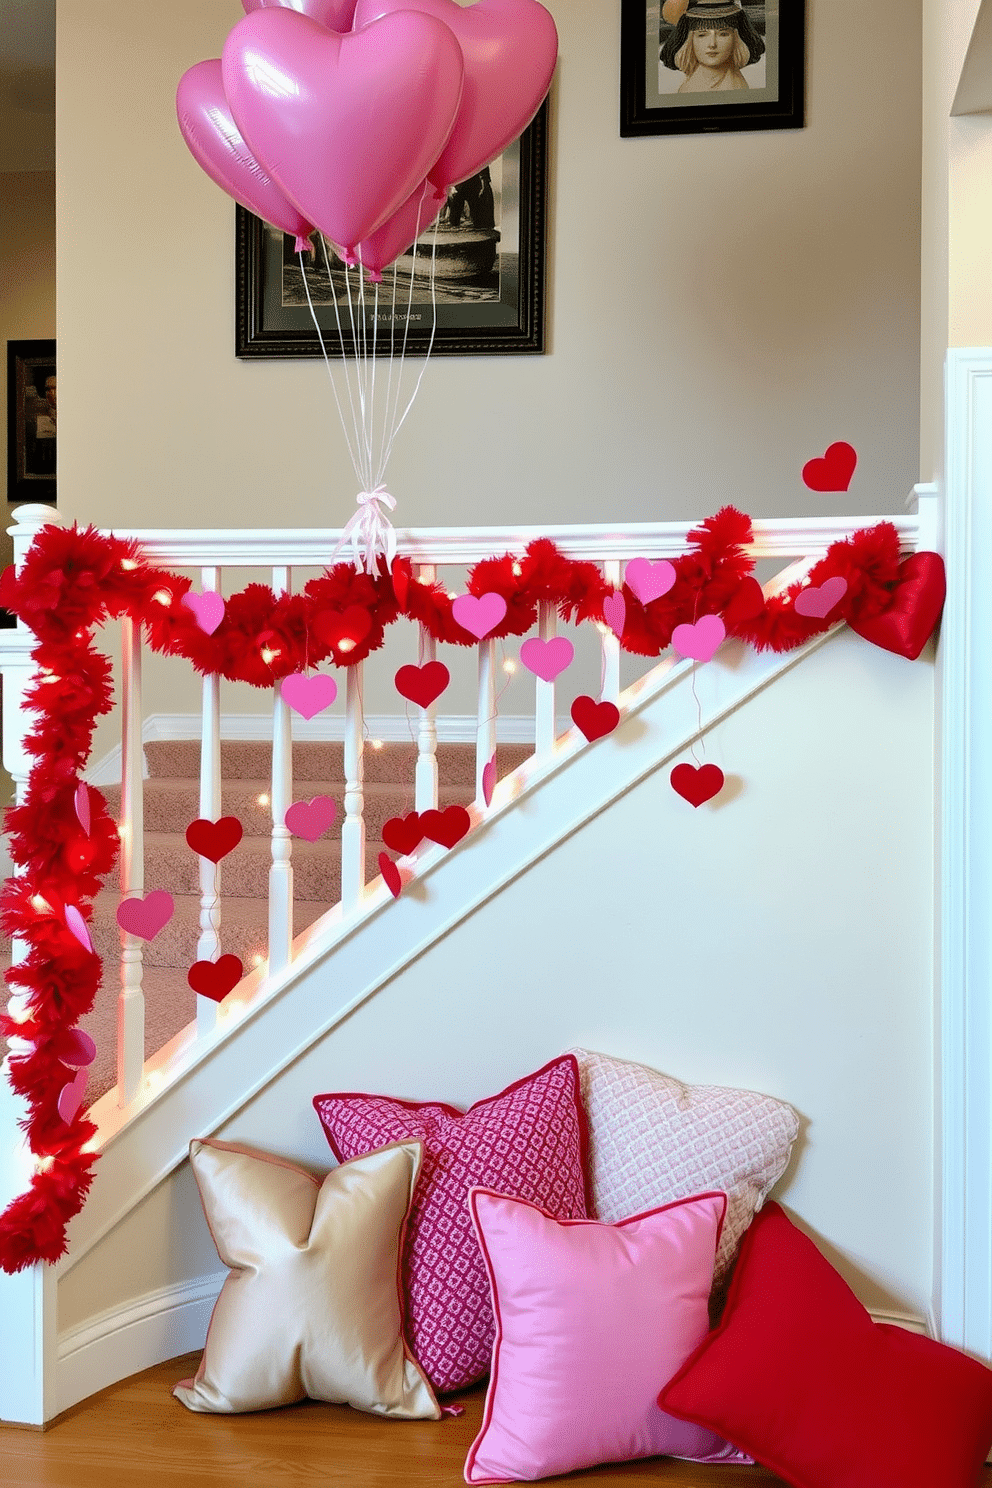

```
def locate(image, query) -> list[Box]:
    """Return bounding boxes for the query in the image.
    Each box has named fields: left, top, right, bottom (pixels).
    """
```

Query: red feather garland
left=0, top=513, right=937, bottom=1273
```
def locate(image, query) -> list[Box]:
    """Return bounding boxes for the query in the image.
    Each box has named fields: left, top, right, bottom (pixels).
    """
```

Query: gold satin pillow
left=173, top=1137, right=440, bottom=1418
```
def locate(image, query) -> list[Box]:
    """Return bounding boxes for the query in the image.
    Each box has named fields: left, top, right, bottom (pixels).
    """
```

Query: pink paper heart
left=182, top=590, right=226, bottom=635
left=281, top=671, right=338, bottom=719
left=793, top=575, right=849, bottom=620
left=482, top=753, right=497, bottom=807
left=222, top=9, right=464, bottom=251
left=602, top=591, right=626, bottom=638
left=352, top=0, right=558, bottom=191
left=453, top=591, right=508, bottom=640
left=116, top=890, right=175, bottom=942
left=64, top=904, right=93, bottom=954
left=625, top=557, right=677, bottom=606
left=285, top=795, right=337, bottom=842
left=671, top=614, right=726, bottom=663
left=519, top=636, right=574, bottom=682
left=60, top=1028, right=97, bottom=1070
left=74, top=781, right=91, bottom=837
left=58, top=1068, right=88, bottom=1125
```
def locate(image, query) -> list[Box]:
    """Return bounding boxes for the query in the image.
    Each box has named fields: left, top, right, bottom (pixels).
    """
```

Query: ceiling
left=0, top=0, right=55, bottom=172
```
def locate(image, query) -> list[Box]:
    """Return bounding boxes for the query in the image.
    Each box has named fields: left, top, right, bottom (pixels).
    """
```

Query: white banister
left=341, top=663, right=365, bottom=911
left=116, top=616, right=145, bottom=1106
left=267, top=567, right=293, bottom=976
left=415, top=564, right=440, bottom=813
left=534, top=600, right=557, bottom=758
left=195, top=568, right=222, bottom=1036
left=476, top=638, right=497, bottom=802
left=601, top=559, right=621, bottom=706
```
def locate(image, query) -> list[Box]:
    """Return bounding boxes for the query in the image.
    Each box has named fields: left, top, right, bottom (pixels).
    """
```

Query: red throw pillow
left=659, top=1202, right=992, bottom=1488
left=313, top=1055, right=590, bottom=1394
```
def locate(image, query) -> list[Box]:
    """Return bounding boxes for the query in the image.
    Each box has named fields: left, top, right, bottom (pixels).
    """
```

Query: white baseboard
left=54, top=1270, right=226, bottom=1418
left=86, top=712, right=545, bottom=787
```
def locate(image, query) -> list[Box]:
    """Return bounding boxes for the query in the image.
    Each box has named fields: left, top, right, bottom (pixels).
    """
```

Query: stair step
left=107, top=832, right=388, bottom=901
left=143, top=739, right=531, bottom=786
left=102, top=779, right=471, bottom=837
left=92, top=890, right=337, bottom=969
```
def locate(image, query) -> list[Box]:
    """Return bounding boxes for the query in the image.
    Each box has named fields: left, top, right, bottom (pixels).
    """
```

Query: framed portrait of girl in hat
left=620, top=0, right=804, bottom=136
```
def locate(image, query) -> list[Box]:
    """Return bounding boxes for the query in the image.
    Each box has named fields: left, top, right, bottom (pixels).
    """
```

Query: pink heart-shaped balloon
left=182, top=589, right=226, bottom=635
left=602, top=591, right=626, bottom=639
left=519, top=636, right=574, bottom=682
left=482, top=752, right=497, bottom=807
left=353, top=0, right=558, bottom=189
left=453, top=591, right=508, bottom=640
left=352, top=179, right=447, bottom=281
left=281, top=671, right=338, bottom=719
left=625, top=557, right=677, bottom=606
left=116, top=890, right=175, bottom=942
left=793, top=575, right=848, bottom=620
left=242, top=0, right=359, bottom=30
left=64, top=904, right=93, bottom=954
left=176, top=59, right=314, bottom=250
left=223, top=9, right=465, bottom=251
left=671, top=614, right=726, bottom=664
left=74, top=781, right=91, bottom=837
left=59, top=1028, right=97, bottom=1070
left=58, top=1068, right=88, bottom=1125
left=285, top=795, right=337, bottom=841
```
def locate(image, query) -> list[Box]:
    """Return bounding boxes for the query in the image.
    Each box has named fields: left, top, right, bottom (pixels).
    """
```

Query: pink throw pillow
left=464, top=1188, right=750, bottom=1483
left=313, top=1055, right=590, bottom=1394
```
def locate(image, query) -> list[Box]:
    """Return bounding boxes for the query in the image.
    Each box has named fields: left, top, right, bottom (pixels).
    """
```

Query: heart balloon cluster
left=177, top=0, right=558, bottom=280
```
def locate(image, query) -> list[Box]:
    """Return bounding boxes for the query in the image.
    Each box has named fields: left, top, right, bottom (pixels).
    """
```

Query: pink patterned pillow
left=568, top=1048, right=799, bottom=1291
left=313, top=1055, right=590, bottom=1394
left=464, top=1188, right=751, bottom=1483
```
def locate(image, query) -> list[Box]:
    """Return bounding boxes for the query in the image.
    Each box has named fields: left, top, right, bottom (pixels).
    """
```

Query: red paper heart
left=379, top=851, right=402, bottom=898
left=847, top=551, right=946, bottom=661
left=185, top=816, right=244, bottom=863
left=671, top=762, right=725, bottom=807
left=382, top=811, right=425, bottom=856
left=313, top=605, right=373, bottom=656
left=392, top=564, right=410, bottom=611
left=723, top=577, right=766, bottom=628
left=571, top=696, right=621, bottom=743
left=802, top=441, right=857, bottom=493
left=0, top=564, right=19, bottom=610
left=421, top=804, right=471, bottom=849
left=395, top=661, right=450, bottom=708
left=188, top=954, right=244, bottom=1002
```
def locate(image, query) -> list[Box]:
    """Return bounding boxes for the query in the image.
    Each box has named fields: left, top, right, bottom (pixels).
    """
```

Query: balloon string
left=382, top=210, right=440, bottom=472
left=299, top=247, right=362, bottom=487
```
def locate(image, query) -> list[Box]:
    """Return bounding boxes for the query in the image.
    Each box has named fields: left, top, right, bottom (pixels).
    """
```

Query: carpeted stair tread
left=92, top=889, right=335, bottom=969
left=144, top=739, right=530, bottom=787
left=108, top=831, right=389, bottom=900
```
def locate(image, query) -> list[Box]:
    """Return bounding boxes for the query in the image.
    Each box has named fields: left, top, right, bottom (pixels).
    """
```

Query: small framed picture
left=6, top=339, right=57, bottom=505
left=236, top=104, right=549, bottom=358
left=620, top=1, right=804, bottom=138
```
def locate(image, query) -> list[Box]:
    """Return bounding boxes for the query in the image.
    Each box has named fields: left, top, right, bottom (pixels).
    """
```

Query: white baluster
left=414, top=564, right=440, bottom=813
left=601, top=558, right=621, bottom=705
left=341, top=663, right=365, bottom=911
left=476, top=638, right=497, bottom=803
left=117, top=616, right=145, bottom=1106
left=196, top=567, right=222, bottom=1037
left=267, top=567, right=293, bottom=975
left=534, top=600, right=557, bottom=758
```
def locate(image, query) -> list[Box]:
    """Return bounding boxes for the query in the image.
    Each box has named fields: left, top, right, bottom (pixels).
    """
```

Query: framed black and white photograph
left=236, top=104, right=548, bottom=359
left=620, top=1, right=804, bottom=138
left=7, top=339, right=57, bottom=505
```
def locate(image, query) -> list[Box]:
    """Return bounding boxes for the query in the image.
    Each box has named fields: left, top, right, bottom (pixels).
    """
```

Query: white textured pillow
left=567, top=1048, right=799, bottom=1289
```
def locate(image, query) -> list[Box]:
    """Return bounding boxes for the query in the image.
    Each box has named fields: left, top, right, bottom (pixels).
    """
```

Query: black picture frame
left=7, top=339, right=56, bottom=505
left=236, top=103, right=548, bottom=359
left=620, top=2, right=804, bottom=138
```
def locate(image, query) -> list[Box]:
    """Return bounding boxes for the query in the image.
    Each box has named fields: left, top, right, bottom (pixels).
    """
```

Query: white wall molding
left=939, top=348, right=992, bottom=1361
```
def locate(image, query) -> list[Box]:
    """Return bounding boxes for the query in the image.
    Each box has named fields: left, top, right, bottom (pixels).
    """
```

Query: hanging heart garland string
left=0, top=511, right=943, bottom=1274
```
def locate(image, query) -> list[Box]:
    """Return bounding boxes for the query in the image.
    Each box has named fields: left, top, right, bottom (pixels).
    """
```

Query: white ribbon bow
left=332, top=486, right=397, bottom=576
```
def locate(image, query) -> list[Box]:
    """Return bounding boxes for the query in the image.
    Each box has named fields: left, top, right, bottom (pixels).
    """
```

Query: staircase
left=84, top=738, right=529, bottom=1105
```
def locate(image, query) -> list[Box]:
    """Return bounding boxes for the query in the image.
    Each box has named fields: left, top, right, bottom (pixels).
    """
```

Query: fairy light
left=512, top=561, right=523, bottom=577
left=502, top=659, right=517, bottom=675
left=252, top=953, right=264, bottom=968
left=152, top=589, right=172, bottom=606
left=370, top=738, right=385, bottom=751
left=336, top=638, right=356, bottom=653
left=120, top=559, right=138, bottom=571
left=30, top=893, right=51, bottom=914
left=260, top=647, right=280, bottom=664
left=256, top=793, right=270, bottom=807
left=34, top=1155, right=55, bottom=1174
left=82, top=1138, right=100, bottom=1155
left=447, top=591, right=458, bottom=601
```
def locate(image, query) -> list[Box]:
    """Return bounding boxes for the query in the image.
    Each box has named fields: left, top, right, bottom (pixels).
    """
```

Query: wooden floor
left=3, top=1353, right=992, bottom=1487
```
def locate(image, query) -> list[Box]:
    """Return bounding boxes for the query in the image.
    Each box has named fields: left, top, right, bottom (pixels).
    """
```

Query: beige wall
left=1, top=169, right=56, bottom=570
left=56, top=0, right=923, bottom=542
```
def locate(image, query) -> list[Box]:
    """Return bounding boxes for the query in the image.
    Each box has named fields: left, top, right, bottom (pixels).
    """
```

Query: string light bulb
left=336, top=638, right=356, bottom=653
left=34, top=1155, right=55, bottom=1174
left=256, top=793, right=270, bottom=807
left=502, top=659, right=517, bottom=675
left=152, top=589, right=172, bottom=606
left=512, top=561, right=523, bottom=577
left=260, top=647, right=280, bottom=664
left=120, top=559, right=138, bottom=571
left=370, top=738, right=385, bottom=751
